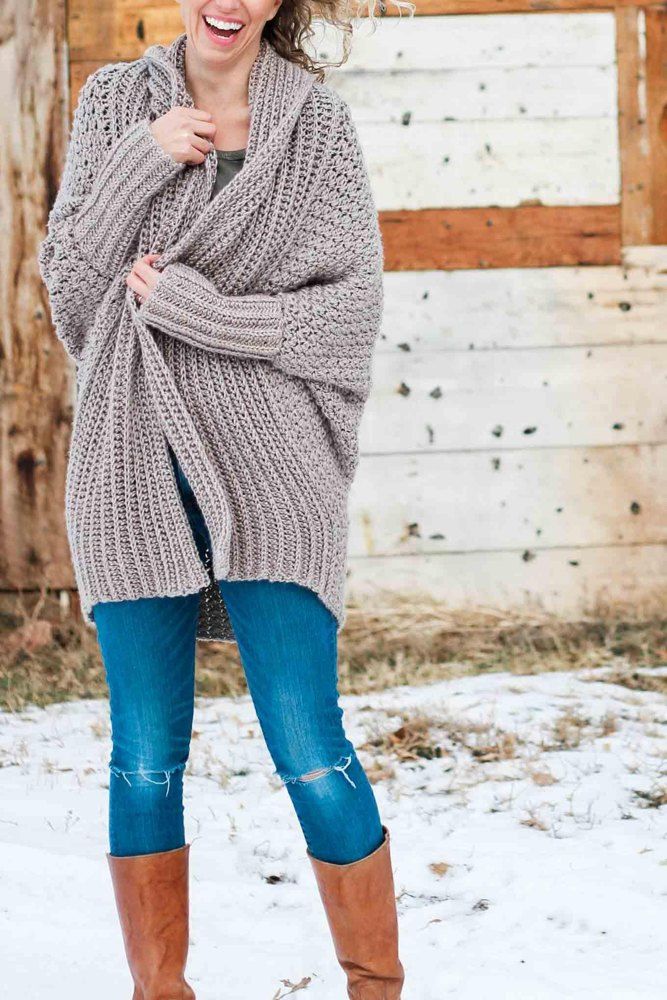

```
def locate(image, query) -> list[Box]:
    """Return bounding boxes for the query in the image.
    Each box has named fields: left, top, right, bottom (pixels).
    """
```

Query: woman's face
left=177, top=0, right=282, bottom=62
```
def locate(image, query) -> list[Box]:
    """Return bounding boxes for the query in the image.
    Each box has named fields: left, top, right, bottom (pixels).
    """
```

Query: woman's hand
left=126, top=253, right=163, bottom=305
left=149, top=107, right=217, bottom=165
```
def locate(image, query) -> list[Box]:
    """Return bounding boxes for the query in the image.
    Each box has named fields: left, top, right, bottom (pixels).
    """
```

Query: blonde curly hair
left=265, top=0, right=416, bottom=81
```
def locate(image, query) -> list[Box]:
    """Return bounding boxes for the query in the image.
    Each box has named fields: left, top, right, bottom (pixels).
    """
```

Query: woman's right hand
left=149, top=107, right=217, bottom=165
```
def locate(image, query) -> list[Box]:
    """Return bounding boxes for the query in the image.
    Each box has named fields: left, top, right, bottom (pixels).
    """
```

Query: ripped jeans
left=91, top=447, right=384, bottom=865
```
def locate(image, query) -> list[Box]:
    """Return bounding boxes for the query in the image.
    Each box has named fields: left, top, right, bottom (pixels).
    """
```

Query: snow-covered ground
left=2, top=667, right=666, bottom=999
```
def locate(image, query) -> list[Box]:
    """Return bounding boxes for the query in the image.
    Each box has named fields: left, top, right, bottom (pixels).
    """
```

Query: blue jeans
left=91, top=447, right=383, bottom=864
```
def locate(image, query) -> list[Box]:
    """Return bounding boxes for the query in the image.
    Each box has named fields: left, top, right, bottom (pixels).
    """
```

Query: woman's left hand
left=126, top=253, right=162, bottom=305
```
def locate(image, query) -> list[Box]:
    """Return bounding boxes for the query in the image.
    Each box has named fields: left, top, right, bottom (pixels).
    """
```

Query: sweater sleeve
left=137, top=100, right=384, bottom=399
left=38, top=66, right=185, bottom=362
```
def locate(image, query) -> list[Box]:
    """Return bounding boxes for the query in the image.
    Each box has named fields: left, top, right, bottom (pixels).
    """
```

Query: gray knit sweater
left=38, top=33, right=384, bottom=641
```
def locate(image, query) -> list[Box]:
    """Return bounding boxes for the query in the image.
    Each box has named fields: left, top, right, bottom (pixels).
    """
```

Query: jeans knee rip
left=278, top=752, right=357, bottom=790
left=109, top=761, right=186, bottom=796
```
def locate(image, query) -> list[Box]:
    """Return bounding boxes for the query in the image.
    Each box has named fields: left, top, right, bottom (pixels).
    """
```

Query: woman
left=38, top=0, right=406, bottom=996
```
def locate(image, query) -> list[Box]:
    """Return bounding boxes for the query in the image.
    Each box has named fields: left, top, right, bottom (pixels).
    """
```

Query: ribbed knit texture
left=38, top=33, right=384, bottom=641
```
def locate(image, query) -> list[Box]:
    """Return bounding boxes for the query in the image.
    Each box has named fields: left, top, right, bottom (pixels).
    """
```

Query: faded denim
left=91, top=448, right=384, bottom=865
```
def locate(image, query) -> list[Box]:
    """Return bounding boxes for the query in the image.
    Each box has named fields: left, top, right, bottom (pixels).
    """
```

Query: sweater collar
left=143, top=32, right=315, bottom=164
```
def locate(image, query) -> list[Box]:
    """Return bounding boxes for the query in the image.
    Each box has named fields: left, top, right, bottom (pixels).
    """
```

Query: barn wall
left=311, top=14, right=667, bottom=612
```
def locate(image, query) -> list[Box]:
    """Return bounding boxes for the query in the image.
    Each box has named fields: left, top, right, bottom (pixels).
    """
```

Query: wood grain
left=379, top=205, right=621, bottom=269
left=347, top=544, right=667, bottom=615
left=616, top=7, right=653, bottom=244
left=378, top=0, right=664, bottom=11
left=379, top=249, right=667, bottom=351
left=646, top=6, right=667, bottom=243
left=0, top=0, right=75, bottom=590
left=348, top=443, right=667, bottom=556
left=361, top=343, right=667, bottom=454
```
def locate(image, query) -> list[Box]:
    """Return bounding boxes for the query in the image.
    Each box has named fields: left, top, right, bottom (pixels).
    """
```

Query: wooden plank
left=377, top=0, right=665, bottom=12
left=361, top=343, right=667, bottom=454
left=615, top=7, right=667, bottom=245
left=379, top=205, right=621, bottom=269
left=362, top=119, right=619, bottom=209
left=334, top=66, right=616, bottom=123
left=346, top=544, right=667, bottom=616
left=0, top=0, right=75, bottom=590
left=316, top=12, right=616, bottom=71
left=379, top=248, right=667, bottom=351
left=645, top=6, right=667, bottom=243
left=616, top=8, right=653, bottom=243
left=348, top=443, right=666, bottom=557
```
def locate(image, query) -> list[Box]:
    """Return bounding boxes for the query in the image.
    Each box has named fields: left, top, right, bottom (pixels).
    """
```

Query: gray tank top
left=212, top=147, right=246, bottom=197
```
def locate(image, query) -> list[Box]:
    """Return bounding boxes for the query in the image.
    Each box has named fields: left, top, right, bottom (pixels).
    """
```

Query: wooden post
left=617, top=4, right=667, bottom=246
left=645, top=6, right=667, bottom=243
left=0, top=0, right=75, bottom=591
left=616, top=7, right=653, bottom=244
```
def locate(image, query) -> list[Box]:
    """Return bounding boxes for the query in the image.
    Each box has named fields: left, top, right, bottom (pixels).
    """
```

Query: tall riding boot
left=107, top=843, right=196, bottom=1000
left=308, top=826, right=405, bottom=999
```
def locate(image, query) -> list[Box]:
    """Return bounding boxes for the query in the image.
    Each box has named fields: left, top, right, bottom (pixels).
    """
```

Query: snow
left=2, top=667, right=666, bottom=999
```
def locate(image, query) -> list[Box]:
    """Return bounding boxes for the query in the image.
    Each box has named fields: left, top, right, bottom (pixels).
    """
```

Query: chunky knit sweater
left=38, top=33, right=384, bottom=641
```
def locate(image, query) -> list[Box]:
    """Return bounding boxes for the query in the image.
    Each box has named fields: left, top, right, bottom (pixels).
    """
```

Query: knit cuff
left=72, top=119, right=185, bottom=273
left=138, top=262, right=284, bottom=360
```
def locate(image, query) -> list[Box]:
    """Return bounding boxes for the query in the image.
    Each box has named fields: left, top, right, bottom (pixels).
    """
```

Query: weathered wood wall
left=5, top=0, right=667, bottom=614
left=0, top=1, right=74, bottom=593
left=334, top=10, right=667, bottom=612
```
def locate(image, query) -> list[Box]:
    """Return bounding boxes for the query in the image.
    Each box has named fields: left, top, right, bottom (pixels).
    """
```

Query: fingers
left=181, top=107, right=214, bottom=121
left=190, top=134, right=214, bottom=155
left=126, top=256, right=162, bottom=303
left=133, top=259, right=160, bottom=285
left=190, top=119, right=217, bottom=138
left=126, top=269, right=148, bottom=302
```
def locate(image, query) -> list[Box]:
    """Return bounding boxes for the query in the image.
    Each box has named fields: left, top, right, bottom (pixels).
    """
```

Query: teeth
left=204, top=15, right=243, bottom=30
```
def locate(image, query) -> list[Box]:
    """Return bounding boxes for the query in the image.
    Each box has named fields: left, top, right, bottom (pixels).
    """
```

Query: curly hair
left=264, top=0, right=416, bottom=81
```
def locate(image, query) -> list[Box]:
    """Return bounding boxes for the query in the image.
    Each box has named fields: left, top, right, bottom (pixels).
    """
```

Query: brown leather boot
left=308, top=826, right=405, bottom=999
left=107, top=843, right=196, bottom=1000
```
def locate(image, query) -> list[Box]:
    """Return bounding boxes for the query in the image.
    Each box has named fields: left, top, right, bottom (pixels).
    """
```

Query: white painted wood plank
left=360, top=118, right=619, bottom=208
left=346, top=544, right=667, bottom=615
left=361, top=344, right=667, bottom=454
left=333, top=66, right=616, bottom=123
left=348, top=444, right=666, bottom=556
left=379, top=256, right=667, bottom=352
left=312, top=13, right=616, bottom=71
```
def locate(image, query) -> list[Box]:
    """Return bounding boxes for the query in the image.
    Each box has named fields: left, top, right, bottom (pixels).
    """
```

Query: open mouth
left=203, top=13, right=245, bottom=43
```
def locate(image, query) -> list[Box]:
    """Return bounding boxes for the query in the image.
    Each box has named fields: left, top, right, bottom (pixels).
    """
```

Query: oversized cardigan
left=38, top=32, right=384, bottom=641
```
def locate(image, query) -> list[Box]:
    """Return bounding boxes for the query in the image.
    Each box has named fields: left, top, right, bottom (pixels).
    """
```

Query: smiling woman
left=38, top=0, right=413, bottom=997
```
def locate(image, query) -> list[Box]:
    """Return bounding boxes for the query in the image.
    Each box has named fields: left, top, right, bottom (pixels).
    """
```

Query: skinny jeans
left=91, top=446, right=383, bottom=864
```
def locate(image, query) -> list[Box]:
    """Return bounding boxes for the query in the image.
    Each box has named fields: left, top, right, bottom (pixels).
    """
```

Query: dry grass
left=360, top=710, right=519, bottom=766
left=360, top=713, right=446, bottom=762
left=596, top=669, right=667, bottom=696
left=0, top=586, right=665, bottom=712
left=633, top=787, right=667, bottom=809
left=542, top=708, right=618, bottom=751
